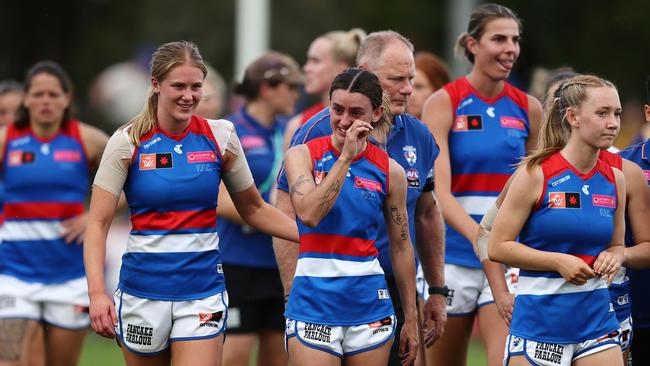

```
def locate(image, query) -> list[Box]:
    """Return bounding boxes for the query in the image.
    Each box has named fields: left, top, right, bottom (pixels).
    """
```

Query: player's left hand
left=61, top=213, right=88, bottom=245
left=593, top=250, right=620, bottom=286
left=400, top=313, right=418, bottom=365
left=422, top=294, right=447, bottom=347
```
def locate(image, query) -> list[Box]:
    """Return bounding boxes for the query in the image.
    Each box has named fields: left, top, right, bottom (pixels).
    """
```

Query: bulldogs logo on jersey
left=403, top=145, right=417, bottom=166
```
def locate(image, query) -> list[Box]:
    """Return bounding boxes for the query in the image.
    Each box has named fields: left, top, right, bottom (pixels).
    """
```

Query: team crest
left=403, top=145, right=417, bottom=166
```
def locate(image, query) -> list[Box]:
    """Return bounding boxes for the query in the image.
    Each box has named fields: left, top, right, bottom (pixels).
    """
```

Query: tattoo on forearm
left=390, top=206, right=408, bottom=241
left=0, top=319, right=28, bottom=361
left=318, top=180, right=341, bottom=213
left=390, top=206, right=403, bottom=225
left=289, top=175, right=308, bottom=197
left=400, top=223, right=408, bottom=241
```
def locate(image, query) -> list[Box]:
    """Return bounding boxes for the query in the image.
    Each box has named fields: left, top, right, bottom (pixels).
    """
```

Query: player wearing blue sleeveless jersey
left=617, top=78, right=650, bottom=365
left=0, top=62, right=109, bottom=366
left=217, top=52, right=302, bottom=366
left=283, top=68, right=417, bottom=365
left=490, top=75, right=624, bottom=366
left=84, top=41, right=298, bottom=366
left=274, top=31, right=446, bottom=366
left=422, top=4, right=542, bottom=365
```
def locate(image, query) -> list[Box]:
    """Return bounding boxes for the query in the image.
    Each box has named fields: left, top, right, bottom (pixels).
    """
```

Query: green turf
left=79, top=334, right=488, bottom=365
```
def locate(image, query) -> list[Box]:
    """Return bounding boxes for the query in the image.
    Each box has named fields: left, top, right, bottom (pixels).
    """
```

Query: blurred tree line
left=1, top=0, right=649, bottom=137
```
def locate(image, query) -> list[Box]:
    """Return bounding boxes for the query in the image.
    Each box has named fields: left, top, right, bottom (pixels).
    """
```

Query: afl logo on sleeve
left=549, top=192, right=581, bottom=209
left=452, top=115, right=483, bottom=131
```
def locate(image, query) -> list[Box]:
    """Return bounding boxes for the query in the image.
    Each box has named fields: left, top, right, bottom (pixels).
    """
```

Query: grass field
left=79, top=333, right=488, bottom=365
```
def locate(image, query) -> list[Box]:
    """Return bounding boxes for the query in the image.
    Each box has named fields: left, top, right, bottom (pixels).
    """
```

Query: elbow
left=487, top=241, right=502, bottom=263
left=296, top=211, right=321, bottom=228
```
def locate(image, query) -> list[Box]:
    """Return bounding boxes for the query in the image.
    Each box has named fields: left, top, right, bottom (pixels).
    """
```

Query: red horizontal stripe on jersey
left=131, top=209, right=217, bottom=231
left=300, top=233, right=378, bottom=257
left=5, top=202, right=84, bottom=219
left=572, top=253, right=598, bottom=267
left=451, top=173, right=510, bottom=193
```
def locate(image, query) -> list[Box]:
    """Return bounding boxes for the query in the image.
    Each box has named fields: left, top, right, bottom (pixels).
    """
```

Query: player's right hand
left=340, top=120, right=372, bottom=161
left=555, top=254, right=596, bottom=285
left=89, top=292, right=117, bottom=338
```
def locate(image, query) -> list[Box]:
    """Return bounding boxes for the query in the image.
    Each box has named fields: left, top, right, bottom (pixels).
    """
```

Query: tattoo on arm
left=289, top=175, right=308, bottom=197
left=0, top=319, right=29, bottom=361
left=317, top=180, right=341, bottom=214
left=390, top=205, right=408, bottom=241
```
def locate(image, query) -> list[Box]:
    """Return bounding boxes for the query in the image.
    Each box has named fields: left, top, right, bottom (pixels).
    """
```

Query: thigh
left=120, top=343, right=170, bottom=366
left=344, top=339, right=392, bottom=366
left=287, top=337, right=340, bottom=366
left=425, top=315, right=473, bottom=366
left=27, top=324, right=44, bottom=366
left=170, top=334, right=224, bottom=366
left=0, top=319, right=40, bottom=365
left=385, top=275, right=403, bottom=366
left=573, top=346, right=622, bottom=366
left=222, top=334, right=256, bottom=366
left=43, top=326, right=87, bottom=366
left=257, top=330, right=289, bottom=366
left=478, top=303, right=509, bottom=366
left=507, top=355, right=534, bottom=366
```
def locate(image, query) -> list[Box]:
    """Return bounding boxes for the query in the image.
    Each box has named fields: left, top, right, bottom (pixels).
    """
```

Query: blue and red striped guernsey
left=285, top=136, right=395, bottom=325
left=121, top=116, right=225, bottom=301
left=511, top=152, right=620, bottom=343
left=444, top=77, right=530, bottom=268
left=1, top=120, right=88, bottom=283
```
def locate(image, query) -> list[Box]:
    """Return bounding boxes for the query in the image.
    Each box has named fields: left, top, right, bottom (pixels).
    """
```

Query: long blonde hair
left=127, top=41, right=207, bottom=146
left=523, top=74, right=616, bottom=170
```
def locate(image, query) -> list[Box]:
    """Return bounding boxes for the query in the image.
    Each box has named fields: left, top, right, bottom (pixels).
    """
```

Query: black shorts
left=222, top=264, right=285, bottom=334
left=631, top=326, right=650, bottom=365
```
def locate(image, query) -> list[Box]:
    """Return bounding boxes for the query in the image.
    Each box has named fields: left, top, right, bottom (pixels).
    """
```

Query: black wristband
left=427, top=285, right=450, bottom=297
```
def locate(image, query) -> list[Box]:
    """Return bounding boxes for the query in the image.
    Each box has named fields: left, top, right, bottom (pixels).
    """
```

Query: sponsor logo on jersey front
left=486, top=107, right=496, bottom=118
left=403, top=145, right=417, bottom=165
left=139, top=153, right=173, bottom=170
left=174, top=144, right=183, bottom=154
left=581, top=185, right=590, bottom=195
left=500, top=116, right=526, bottom=131
left=592, top=194, right=615, bottom=208
left=406, top=169, right=420, bottom=188
left=187, top=151, right=218, bottom=163
left=354, top=177, right=383, bottom=192
left=54, top=149, right=82, bottom=162
left=142, top=137, right=161, bottom=149
left=8, top=150, right=35, bottom=166
left=452, top=115, right=483, bottom=131
left=550, top=175, right=571, bottom=187
left=549, top=192, right=580, bottom=208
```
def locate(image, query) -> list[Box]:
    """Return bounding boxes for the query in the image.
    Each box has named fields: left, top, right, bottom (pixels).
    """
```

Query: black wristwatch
left=428, top=285, right=450, bottom=297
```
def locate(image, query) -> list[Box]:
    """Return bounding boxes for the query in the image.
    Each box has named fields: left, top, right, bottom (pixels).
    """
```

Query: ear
left=644, top=104, right=650, bottom=123
left=565, top=107, right=579, bottom=128
left=151, top=77, right=160, bottom=93
left=466, top=36, right=479, bottom=57
left=371, top=105, right=384, bottom=125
